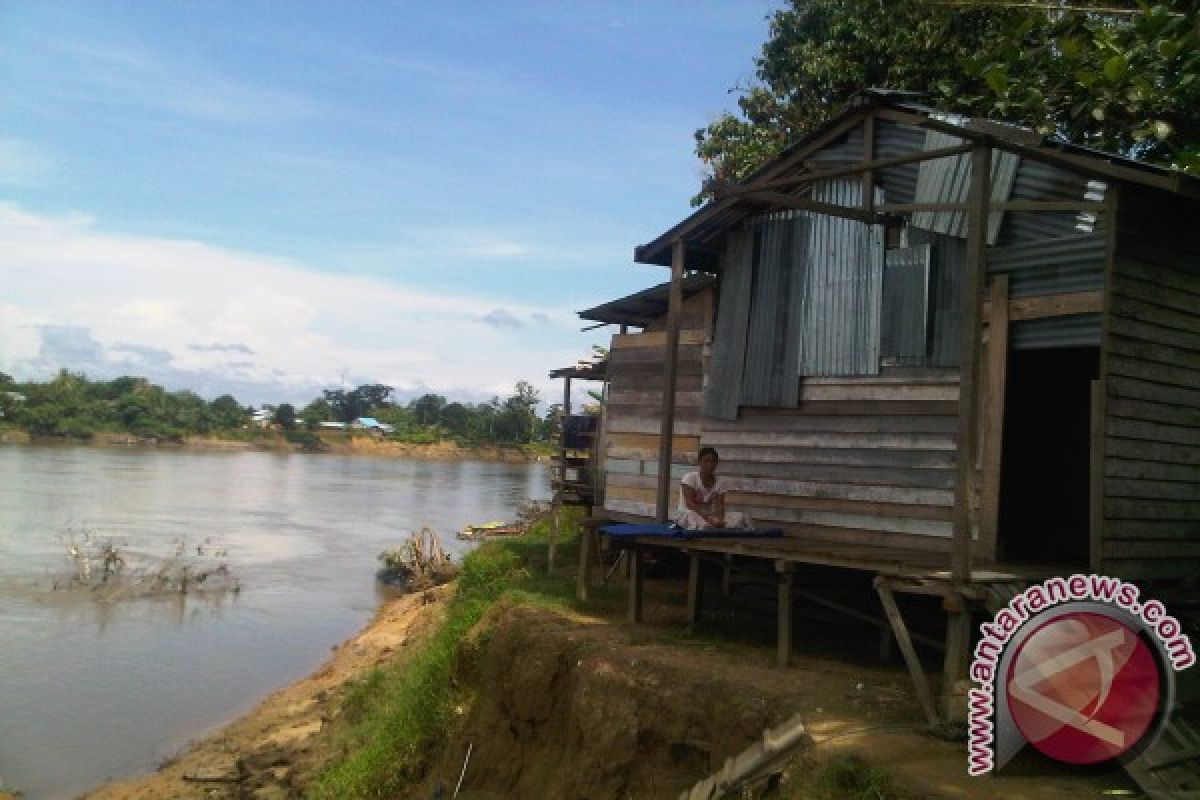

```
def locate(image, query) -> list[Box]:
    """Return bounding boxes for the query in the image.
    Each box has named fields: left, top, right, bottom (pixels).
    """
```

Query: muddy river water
left=0, top=443, right=549, bottom=799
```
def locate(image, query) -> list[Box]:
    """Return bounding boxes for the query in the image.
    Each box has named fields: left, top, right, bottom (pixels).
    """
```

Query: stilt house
left=597, top=90, right=1200, bottom=590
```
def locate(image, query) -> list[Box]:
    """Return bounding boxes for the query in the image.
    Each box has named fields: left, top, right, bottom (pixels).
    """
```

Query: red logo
left=1006, top=611, right=1162, bottom=764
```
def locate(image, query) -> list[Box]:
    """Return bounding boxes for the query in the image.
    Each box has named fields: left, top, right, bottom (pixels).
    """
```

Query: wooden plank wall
left=706, top=369, right=960, bottom=552
left=1101, top=196, right=1200, bottom=581
left=602, top=328, right=706, bottom=518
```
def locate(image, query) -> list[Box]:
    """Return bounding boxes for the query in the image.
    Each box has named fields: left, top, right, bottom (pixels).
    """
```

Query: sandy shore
left=80, top=584, right=452, bottom=800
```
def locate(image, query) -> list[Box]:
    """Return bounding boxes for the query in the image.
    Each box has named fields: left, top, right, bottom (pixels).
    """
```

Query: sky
left=0, top=1, right=775, bottom=408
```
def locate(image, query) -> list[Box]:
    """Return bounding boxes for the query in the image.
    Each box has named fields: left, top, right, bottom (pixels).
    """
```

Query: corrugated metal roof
left=874, top=119, right=924, bottom=205
left=998, top=161, right=1106, bottom=244
left=577, top=274, right=715, bottom=325
left=634, top=90, right=1197, bottom=269
left=910, top=124, right=1018, bottom=243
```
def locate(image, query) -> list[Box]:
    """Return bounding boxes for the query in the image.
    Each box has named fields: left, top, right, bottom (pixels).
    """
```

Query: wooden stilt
left=628, top=546, right=643, bottom=624
left=941, top=607, right=973, bottom=724
left=777, top=561, right=794, bottom=668
left=576, top=520, right=593, bottom=603
left=686, top=551, right=703, bottom=630
left=874, top=576, right=941, bottom=729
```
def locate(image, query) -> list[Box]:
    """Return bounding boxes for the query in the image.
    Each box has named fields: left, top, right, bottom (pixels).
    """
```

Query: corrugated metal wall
left=987, top=233, right=1106, bottom=297
left=743, top=214, right=806, bottom=406
left=881, top=244, right=932, bottom=362
left=905, top=228, right=964, bottom=366
left=796, top=181, right=886, bottom=376
left=999, top=162, right=1102, bottom=245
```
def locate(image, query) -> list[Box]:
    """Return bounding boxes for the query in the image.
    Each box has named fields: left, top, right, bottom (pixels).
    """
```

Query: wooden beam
left=1092, top=185, right=1119, bottom=574
left=727, top=142, right=974, bottom=197
left=739, top=191, right=890, bottom=225
left=656, top=241, right=685, bottom=523
left=952, top=145, right=991, bottom=584
left=874, top=576, right=942, bottom=729
left=979, top=275, right=1009, bottom=562
left=1006, top=290, right=1103, bottom=321
left=879, top=200, right=1108, bottom=214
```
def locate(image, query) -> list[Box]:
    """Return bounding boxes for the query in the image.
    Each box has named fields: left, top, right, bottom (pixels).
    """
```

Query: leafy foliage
left=4, top=371, right=557, bottom=446
left=694, top=0, right=1200, bottom=202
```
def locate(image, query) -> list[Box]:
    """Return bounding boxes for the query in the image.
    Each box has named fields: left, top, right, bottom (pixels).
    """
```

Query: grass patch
left=801, top=753, right=904, bottom=800
left=308, top=506, right=584, bottom=799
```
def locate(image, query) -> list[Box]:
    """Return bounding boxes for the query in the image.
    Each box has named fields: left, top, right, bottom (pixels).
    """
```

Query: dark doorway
left=998, top=347, right=1099, bottom=565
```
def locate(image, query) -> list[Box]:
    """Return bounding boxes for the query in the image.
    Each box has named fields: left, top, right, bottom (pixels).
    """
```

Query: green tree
left=410, top=393, right=446, bottom=427
left=274, top=403, right=297, bottom=430
left=300, top=397, right=333, bottom=428
left=209, top=394, right=246, bottom=429
left=694, top=0, right=1200, bottom=201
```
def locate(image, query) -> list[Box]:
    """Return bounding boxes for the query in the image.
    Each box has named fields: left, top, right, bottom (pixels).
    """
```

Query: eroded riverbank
left=0, top=430, right=541, bottom=462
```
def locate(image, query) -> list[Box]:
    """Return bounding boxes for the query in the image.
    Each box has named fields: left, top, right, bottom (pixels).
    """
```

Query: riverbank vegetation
left=0, top=370, right=562, bottom=449
left=310, top=509, right=586, bottom=799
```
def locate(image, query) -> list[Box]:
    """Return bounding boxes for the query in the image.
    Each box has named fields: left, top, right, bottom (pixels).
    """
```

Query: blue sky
left=0, top=1, right=774, bottom=407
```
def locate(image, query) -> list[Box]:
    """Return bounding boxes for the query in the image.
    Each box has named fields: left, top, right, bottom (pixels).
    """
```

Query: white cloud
left=0, top=204, right=592, bottom=405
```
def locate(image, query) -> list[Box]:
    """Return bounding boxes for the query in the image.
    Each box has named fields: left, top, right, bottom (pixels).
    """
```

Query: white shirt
left=678, top=471, right=724, bottom=515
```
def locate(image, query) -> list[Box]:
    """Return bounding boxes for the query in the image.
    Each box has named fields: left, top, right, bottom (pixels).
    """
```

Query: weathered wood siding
left=1101, top=191, right=1200, bottom=580
left=704, top=370, right=960, bottom=551
left=602, top=328, right=706, bottom=518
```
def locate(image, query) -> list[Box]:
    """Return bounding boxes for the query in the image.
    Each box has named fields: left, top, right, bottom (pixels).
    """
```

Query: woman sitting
left=676, top=446, right=753, bottom=530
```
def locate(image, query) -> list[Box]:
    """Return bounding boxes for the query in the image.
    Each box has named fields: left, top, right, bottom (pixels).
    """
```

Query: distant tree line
left=0, top=370, right=559, bottom=446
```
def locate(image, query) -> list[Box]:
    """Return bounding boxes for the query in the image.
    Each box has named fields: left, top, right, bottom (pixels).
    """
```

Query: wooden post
left=1090, top=187, right=1117, bottom=574
left=944, top=143, right=991, bottom=722
left=628, top=546, right=643, bottom=624
left=1090, top=380, right=1104, bottom=573
left=550, top=375, right=571, bottom=575
left=686, top=551, right=703, bottom=630
left=979, top=274, right=1010, bottom=562
left=875, top=577, right=941, bottom=729
left=861, top=113, right=875, bottom=216
left=952, top=143, right=991, bottom=583
left=942, top=602, right=972, bottom=724
left=656, top=240, right=685, bottom=523
left=776, top=561, right=793, bottom=668
left=549, top=500, right=559, bottom=574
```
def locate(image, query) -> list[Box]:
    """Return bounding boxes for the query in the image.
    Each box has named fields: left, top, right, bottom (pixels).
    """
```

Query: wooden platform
left=587, top=526, right=1076, bottom=731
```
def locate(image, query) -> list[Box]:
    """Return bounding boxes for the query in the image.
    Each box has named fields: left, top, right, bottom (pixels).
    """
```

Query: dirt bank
left=1, top=433, right=540, bottom=462
left=81, top=579, right=1131, bottom=800
left=80, top=585, right=452, bottom=800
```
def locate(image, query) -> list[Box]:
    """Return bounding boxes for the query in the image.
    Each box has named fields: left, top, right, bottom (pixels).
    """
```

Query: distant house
left=317, top=421, right=347, bottom=430
left=0, top=391, right=25, bottom=418
left=352, top=417, right=390, bottom=436
left=250, top=408, right=273, bottom=429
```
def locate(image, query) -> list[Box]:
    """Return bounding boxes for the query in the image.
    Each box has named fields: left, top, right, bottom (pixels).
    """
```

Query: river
left=0, top=443, right=550, bottom=799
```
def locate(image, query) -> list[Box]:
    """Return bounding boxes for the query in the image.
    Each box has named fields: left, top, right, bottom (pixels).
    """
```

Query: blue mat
left=601, top=523, right=783, bottom=540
